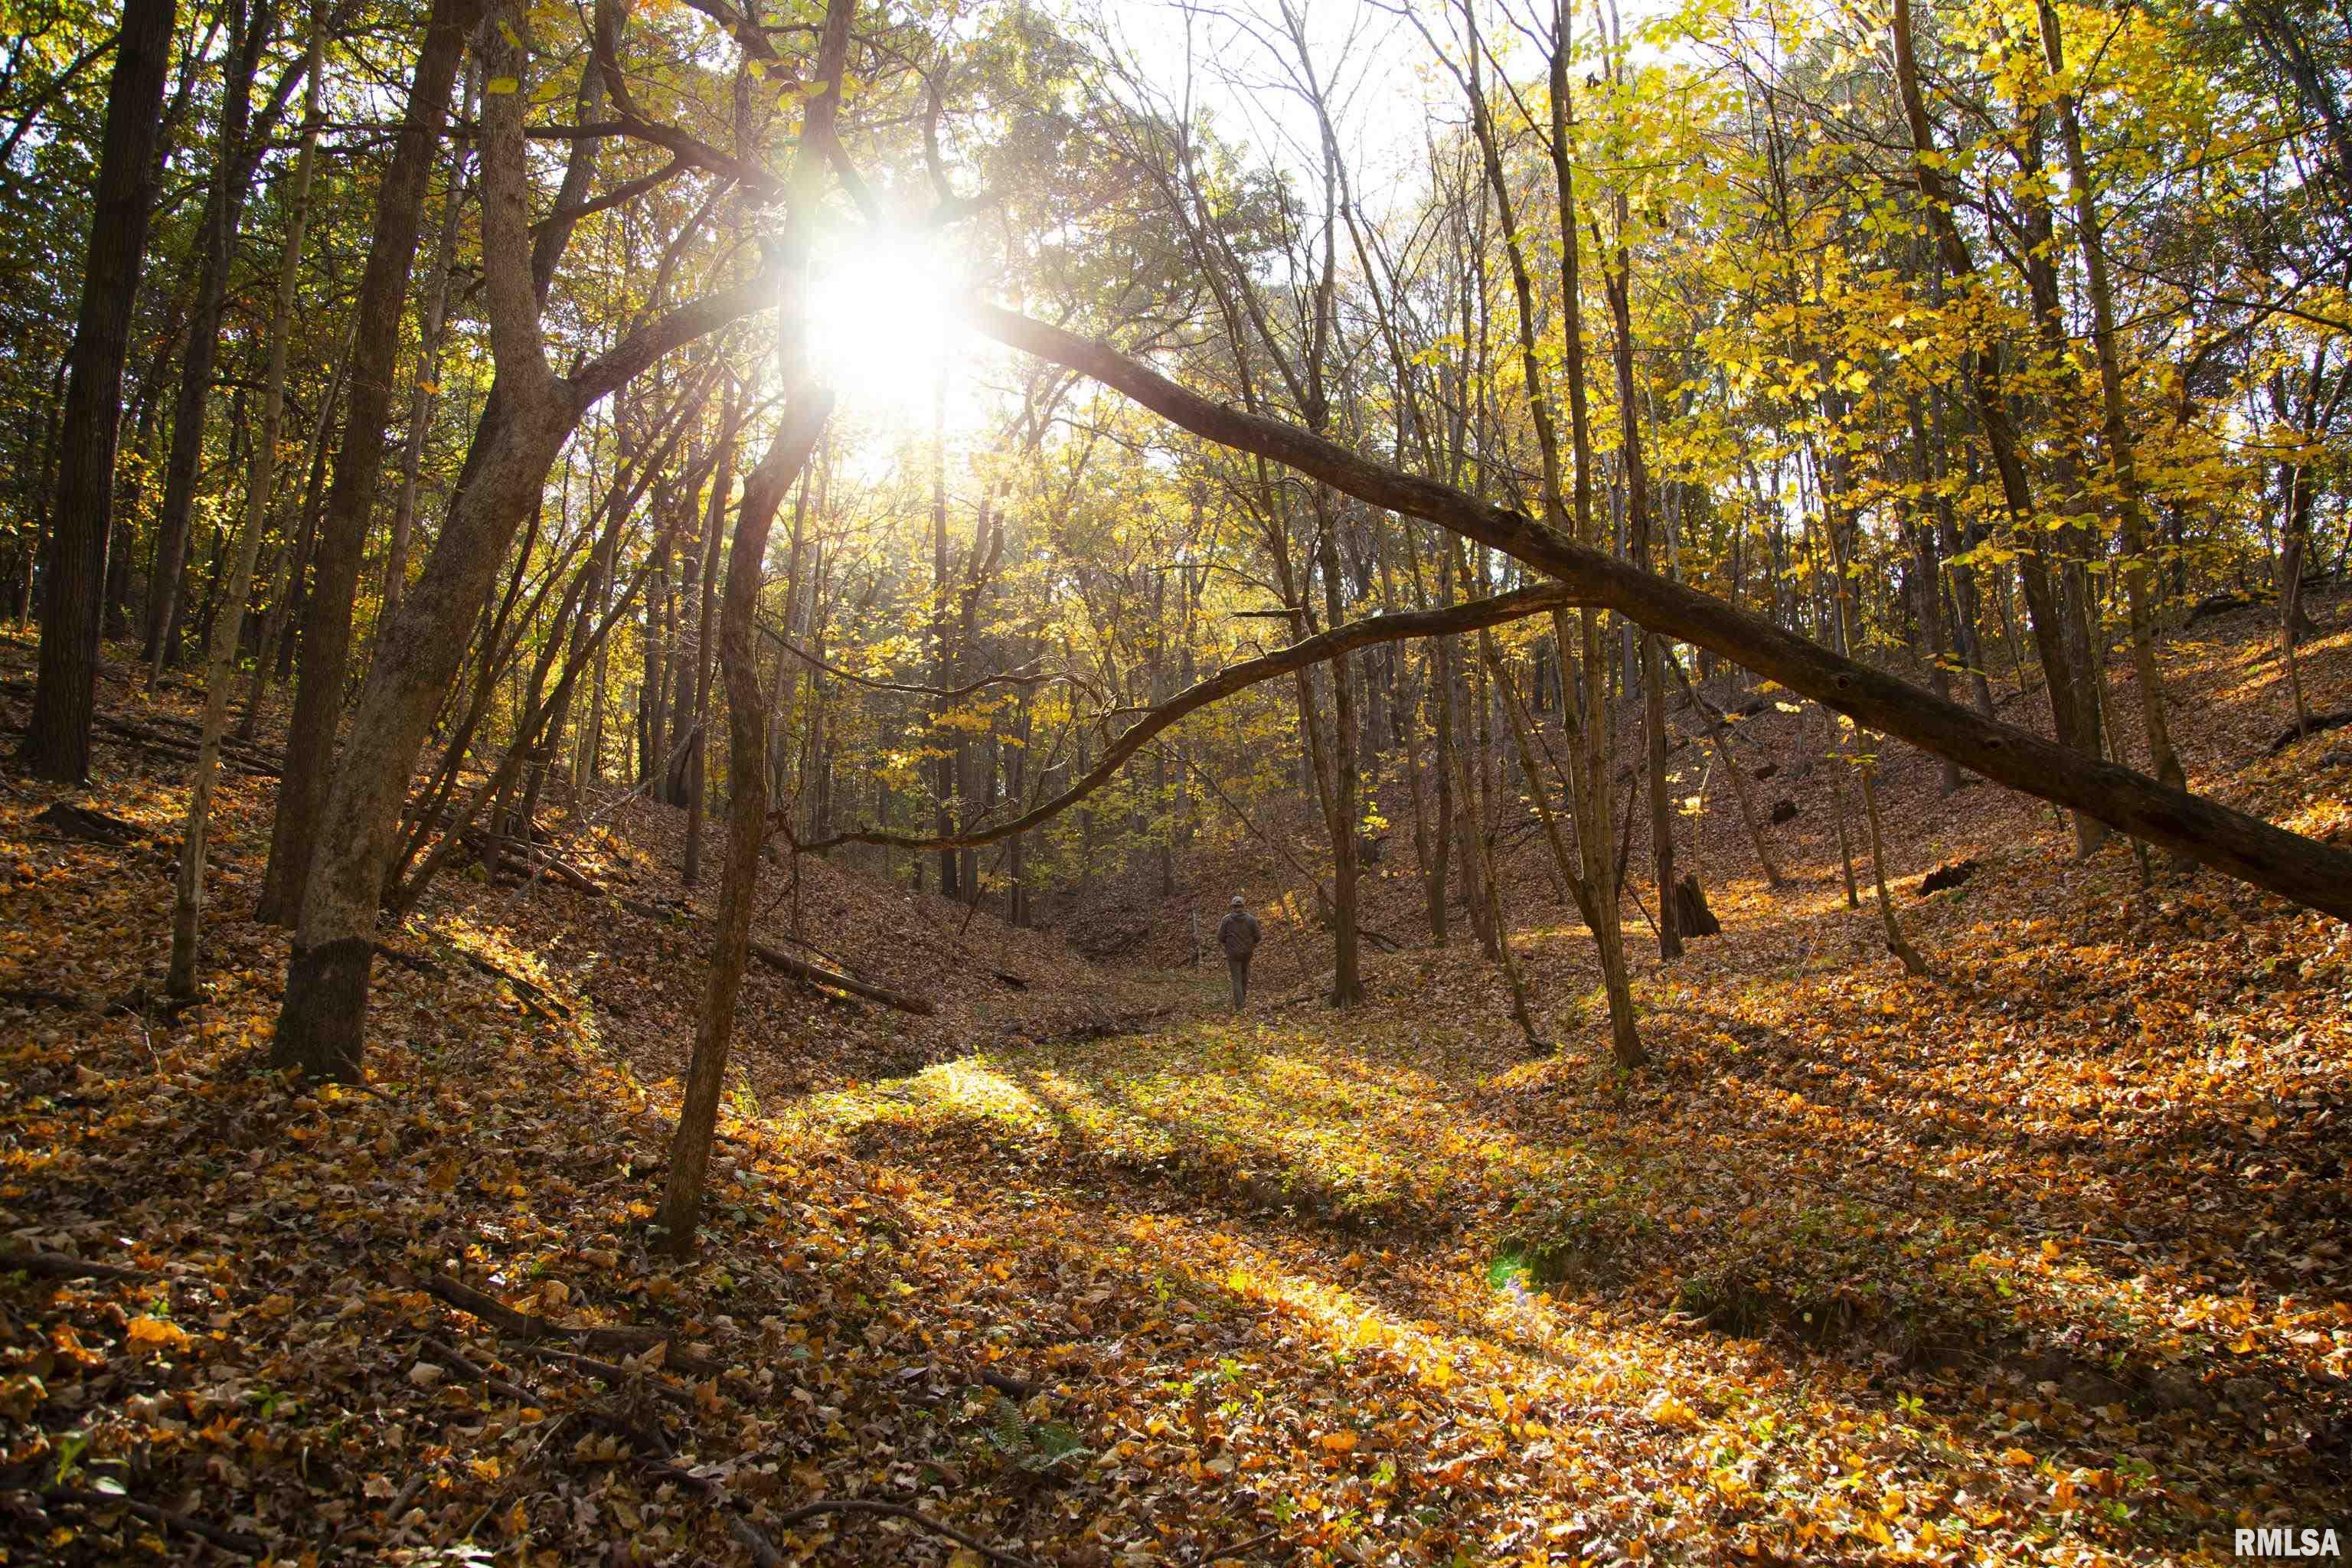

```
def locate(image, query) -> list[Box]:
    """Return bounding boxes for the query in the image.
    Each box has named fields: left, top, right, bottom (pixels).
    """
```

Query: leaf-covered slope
left=0, top=594, right=2346, bottom=1565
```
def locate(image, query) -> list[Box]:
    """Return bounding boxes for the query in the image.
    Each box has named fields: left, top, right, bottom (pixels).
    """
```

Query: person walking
left=1217, top=895, right=1261, bottom=1012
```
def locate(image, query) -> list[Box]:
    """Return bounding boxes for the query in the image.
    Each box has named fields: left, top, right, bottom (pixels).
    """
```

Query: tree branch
left=794, top=583, right=1578, bottom=854
left=963, top=300, right=2352, bottom=923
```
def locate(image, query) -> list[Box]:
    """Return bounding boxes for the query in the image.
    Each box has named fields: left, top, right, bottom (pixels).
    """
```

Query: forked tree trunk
left=269, top=0, right=786, bottom=1081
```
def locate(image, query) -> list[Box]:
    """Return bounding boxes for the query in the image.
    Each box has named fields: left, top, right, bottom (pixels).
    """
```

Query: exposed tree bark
left=18, top=0, right=176, bottom=782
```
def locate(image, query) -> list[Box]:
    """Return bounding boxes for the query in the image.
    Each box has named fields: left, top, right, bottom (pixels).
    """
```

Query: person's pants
left=1227, top=956, right=1250, bottom=1011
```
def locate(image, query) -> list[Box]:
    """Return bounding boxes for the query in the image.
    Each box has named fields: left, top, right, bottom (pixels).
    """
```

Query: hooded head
left=1230, top=895, right=1245, bottom=910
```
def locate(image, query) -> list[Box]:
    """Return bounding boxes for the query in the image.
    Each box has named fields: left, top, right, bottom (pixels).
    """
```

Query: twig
left=44, top=1488, right=265, bottom=1556
left=421, top=1272, right=718, bottom=1374
left=977, top=1367, right=1036, bottom=1399
left=423, top=1335, right=544, bottom=1405
left=633, top=1461, right=787, bottom=1564
left=373, top=943, right=445, bottom=977
left=762, top=1497, right=1044, bottom=1568
left=0, top=986, right=87, bottom=1011
left=459, top=954, right=569, bottom=1021
left=1214, top=1527, right=1287, bottom=1560
left=0, top=1248, right=151, bottom=1282
left=384, top=1472, right=428, bottom=1526
left=519, top=1344, right=693, bottom=1407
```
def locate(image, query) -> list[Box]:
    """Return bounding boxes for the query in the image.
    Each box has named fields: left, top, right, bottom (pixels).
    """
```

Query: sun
left=805, top=230, right=960, bottom=423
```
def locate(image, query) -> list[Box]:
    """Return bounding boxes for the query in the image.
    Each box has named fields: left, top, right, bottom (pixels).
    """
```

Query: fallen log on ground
left=93, top=714, right=281, bottom=776
left=606, top=893, right=936, bottom=1014
left=36, top=801, right=152, bottom=845
left=2269, top=710, right=2352, bottom=753
left=746, top=938, right=936, bottom=1014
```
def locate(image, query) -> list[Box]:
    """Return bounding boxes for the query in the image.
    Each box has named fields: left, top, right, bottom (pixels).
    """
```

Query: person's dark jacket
left=1217, top=909, right=1262, bottom=960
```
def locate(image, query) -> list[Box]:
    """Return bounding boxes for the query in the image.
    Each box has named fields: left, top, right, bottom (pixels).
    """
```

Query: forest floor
left=1, top=593, right=2347, bottom=1566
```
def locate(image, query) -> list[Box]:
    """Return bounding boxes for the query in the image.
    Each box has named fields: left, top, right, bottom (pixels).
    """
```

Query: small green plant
left=727, top=1068, right=760, bottom=1120
left=982, top=1394, right=1092, bottom=1474
left=51, top=1428, right=91, bottom=1485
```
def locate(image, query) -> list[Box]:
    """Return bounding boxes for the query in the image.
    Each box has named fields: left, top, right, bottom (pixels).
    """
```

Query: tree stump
left=1673, top=874, right=1722, bottom=938
left=1918, top=858, right=1979, bottom=897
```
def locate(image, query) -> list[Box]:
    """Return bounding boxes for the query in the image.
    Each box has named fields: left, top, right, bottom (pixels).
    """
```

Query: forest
left=1, top=0, right=2348, bottom=1556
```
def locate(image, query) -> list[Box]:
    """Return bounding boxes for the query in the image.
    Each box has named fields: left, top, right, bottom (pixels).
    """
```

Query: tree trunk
left=1890, top=0, right=2105, bottom=854
left=144, top=0, right=273, bottom=681
left=682, top=387, right=739, bottom=887
left=258, top=0, right=478, bottom=923
left=268, top=0, right=795, bottom=1081
left=18, top=0, right=177, bottom=783
left=240, top=332, right=347, bottom=740
left=169, top=7, right=322, bottom=997
left=2037, top=0, right=2184, bottom=793
left=1602, top=211, right=1681, bottom=960
left=383, top=70, right=472, bottom=626
left=1318, top=494, right=1364, bottom=1007
left=658, top=0, right=851, bottom=1255
left=1861, top=759, right=1929, bottom=976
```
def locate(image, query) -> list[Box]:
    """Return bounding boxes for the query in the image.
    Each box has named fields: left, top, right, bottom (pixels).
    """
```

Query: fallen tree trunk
left=968, top=304, right=2352, bottom=923
left=606, top=893, right=933, bottom=1014
left=746, top=939, right=936, bottom=1015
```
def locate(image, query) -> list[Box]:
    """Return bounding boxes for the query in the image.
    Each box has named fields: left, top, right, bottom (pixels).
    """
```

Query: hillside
left=1, top=593, right=2347, bottom=1566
